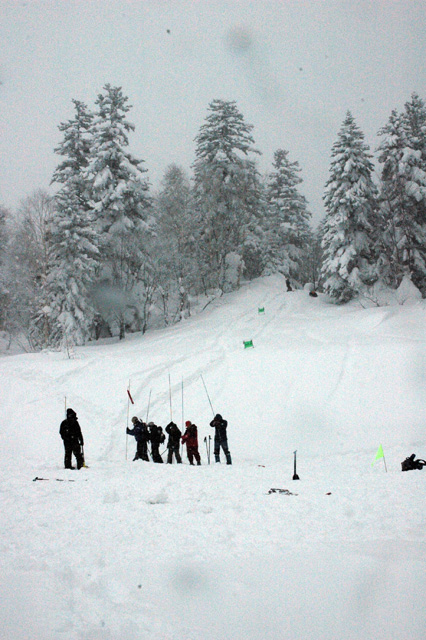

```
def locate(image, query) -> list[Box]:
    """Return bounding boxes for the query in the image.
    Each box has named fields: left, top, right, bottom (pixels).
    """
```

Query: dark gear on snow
left=165, top=422, right=182, bottom=464
left=127, top=417, right=150, bottom=461
left=401, top=453, right=426, bottom=471
left=210, top=414, right=232, bottom=464
left=148, top=422, right=165, bottom=463
left=182, top=422, right=201, bottom=465
left=60, top=408, right=85, bottom=469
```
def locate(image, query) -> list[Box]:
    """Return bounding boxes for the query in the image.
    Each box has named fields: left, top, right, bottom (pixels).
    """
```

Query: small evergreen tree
left=321, top=112, right=379, bottom=302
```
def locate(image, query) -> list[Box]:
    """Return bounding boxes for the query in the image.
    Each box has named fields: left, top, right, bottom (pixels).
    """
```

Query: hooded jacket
left=210, top=414, right=228, bottom=441
left=60, top=409, right=84, bottom=445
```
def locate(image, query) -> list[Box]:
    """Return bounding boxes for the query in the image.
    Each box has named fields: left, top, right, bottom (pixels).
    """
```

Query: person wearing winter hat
left=181, top=420, right=201, bottom=465
left=210, top=413, right=232, bottom=464
left=59, top=408, right=85, bottom=469
left=127, top=416, right=150, bottom=461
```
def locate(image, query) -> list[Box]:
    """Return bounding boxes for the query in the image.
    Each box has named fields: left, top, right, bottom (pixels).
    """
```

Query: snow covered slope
left=1, top=274, right=425, bottom=640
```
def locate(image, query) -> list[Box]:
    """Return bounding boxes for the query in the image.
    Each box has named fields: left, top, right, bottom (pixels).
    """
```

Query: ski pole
left=204, top=437, right=208, bottom=463
left=208, top=435, right=211, bottom=465
left=200, top=374, right=215, bottom=416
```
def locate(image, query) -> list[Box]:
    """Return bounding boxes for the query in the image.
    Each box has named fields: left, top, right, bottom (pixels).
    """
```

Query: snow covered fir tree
left=265, top=148, right=312, bottom=283
left=45, top=186, right=100, bottom=349
left=376, top=94, right=426, bottom=296
left=321, top=111, right=379, bottom=303
left=2, top=89, right=426, bottom=352
left=85, top=84, right=153, bottom=340
left=192, top=99, right=263, bottom=292
left=45, top=100, right=99, bottom=348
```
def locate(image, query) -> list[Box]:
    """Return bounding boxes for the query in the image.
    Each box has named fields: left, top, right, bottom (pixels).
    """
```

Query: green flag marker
left=258, top=307, right=265, bottom=314
left=373, top=444, right=384, bottom=463
left=243, top=340, right=254, bottom=349
left=372, top=444, right=387, bottom=471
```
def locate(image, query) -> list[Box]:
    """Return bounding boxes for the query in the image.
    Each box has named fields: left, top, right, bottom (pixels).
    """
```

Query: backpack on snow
left=401, top=453, right=426, bottom=471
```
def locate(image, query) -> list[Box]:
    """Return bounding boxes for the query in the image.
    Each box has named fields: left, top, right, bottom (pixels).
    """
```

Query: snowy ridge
left=1, top=274, right=426, bottom=639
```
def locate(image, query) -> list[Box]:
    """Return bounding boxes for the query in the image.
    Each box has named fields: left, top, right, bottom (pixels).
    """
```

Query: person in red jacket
left=181, top=420, right=201, bottom=465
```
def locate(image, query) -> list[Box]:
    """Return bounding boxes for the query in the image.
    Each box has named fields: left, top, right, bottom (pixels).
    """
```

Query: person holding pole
left=148, top=422, right=165, bottom=463
left=210, top=414, right=232, bottom=465
left=127, top=417, right=150, bottom=462
left=165, top=421, right=182, bottom=464
left=60, top=408, right=85, bottom=470
left=182, top=420, right=201, bottom=465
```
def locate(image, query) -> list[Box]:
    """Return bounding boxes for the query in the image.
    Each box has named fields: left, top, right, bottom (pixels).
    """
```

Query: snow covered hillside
left=1, top=274, right=426, bottom=640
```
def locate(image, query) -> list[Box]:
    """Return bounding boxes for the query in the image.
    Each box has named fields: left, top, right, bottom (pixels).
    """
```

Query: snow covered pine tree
left=47, top=99, right=99, bottom=348
left=321, top=112, right=379, bottom=303
left=377, top=94, right=426, bottom=296
left=193, top=99, right=262, bottom=292
left=85, top=85, right=152, bottom=339
left=265, top=148, right=312, bottom=281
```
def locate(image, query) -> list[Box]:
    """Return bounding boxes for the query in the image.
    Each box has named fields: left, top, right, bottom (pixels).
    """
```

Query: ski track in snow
left=1, top=274, right=426, bottom=639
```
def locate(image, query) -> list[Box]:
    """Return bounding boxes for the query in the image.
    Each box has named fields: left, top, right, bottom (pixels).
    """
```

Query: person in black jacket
left=210, top=413, right=232, bottom=464
left=127, top=417, right=150, bottom=461
left=60, top=408, right=85, bottom=469
left=165, top=421, right=182, bottom=464
left=148, top=422, right=165, bottom=463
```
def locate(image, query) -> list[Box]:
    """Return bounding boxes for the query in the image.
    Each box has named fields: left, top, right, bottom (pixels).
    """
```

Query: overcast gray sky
left=1, top=0, right=426, bottom=224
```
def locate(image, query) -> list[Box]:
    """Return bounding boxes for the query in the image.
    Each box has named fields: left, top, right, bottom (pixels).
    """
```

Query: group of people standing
left=59, top=408, right=231, bottom=469
left=126, top=413, right=232, bottom=465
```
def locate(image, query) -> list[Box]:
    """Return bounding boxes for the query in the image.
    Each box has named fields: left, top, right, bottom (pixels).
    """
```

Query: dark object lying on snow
left=268, top=488, right=298, bottom=495
left=401, top=454, right=426, bottom=471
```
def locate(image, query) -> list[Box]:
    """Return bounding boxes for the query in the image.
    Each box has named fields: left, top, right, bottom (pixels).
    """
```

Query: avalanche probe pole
left=126, top=379, right=131, bottom=460
left=181, top=376, right=184, bottom=458
left=146, top=389, right=152, bottom=423
left=293, top=450, right=300, bottom=480
left=168, top=373, right=173, bottom=421
left=200, top=374, right=215, bottom=417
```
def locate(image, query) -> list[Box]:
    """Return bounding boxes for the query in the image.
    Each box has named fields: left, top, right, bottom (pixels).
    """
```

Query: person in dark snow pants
left=165, top=421, right=182, bottom=464
left=210, top=414, right=232, bottom=464
left=182, top=420, right=201, bottom=465
left=59, top=408, right=85, bottom=469
left=148, top=422, right=165, bottom=463
left=127, top=417, right=149, bottom=461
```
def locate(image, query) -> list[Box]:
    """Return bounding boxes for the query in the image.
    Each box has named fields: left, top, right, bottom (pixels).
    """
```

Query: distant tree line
left=0, top=86, right=425, bottom=351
